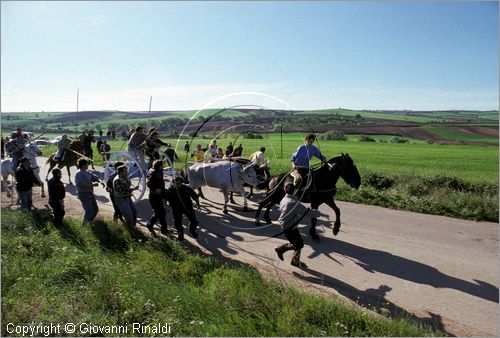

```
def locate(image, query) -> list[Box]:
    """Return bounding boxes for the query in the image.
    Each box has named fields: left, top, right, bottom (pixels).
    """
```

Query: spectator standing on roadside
left=146, top=160, right=169, bottom=235
left=15, top=157, right=41, bottom=211
left=106, top=161, right=124, bottom=223
left=113, top=165, right=139, bottom=229
left=48, top=168, right=66, bottom=226
left=75, top=158, right=100, bottom=225
left=165, top=176, right=200, bottom=241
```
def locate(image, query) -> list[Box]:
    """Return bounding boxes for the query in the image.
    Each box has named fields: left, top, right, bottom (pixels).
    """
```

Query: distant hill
left=1, top=108, right=498, bottom=145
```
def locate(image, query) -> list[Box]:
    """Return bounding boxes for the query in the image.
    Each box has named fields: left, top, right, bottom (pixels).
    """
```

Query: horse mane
left=69, top=140, right=82, bottom=150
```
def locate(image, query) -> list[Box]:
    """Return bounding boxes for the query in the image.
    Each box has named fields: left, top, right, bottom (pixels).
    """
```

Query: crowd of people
left=4, top=129, right=329, bottom=267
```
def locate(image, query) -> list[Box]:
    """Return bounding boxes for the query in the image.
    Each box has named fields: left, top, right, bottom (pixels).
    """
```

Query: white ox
left=187, top=160, right=258, bottom=214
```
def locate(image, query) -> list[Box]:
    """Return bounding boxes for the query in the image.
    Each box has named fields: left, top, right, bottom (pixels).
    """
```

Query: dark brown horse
left=45, top=140, right=83, bottom=185
left=254, top=154, right=361, bottom=241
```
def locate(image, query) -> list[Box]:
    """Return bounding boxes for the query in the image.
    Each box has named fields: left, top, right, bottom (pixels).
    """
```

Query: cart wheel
left=104, top=151, right=147, bottom=204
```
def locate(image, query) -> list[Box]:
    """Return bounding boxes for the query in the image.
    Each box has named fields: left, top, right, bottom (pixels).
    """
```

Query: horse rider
left=290, top=133, right=326, bottom=193
left=249, top=146, right=270, bottom=181
left=249, top=146, right=267, bottom=166
left=127, top=126, right=147, bottom=170
left=6, top=130, right=27, bottom=171
left=145, top=131, right=169, bottom=169
left=54, top=134, right=71, bottom=163
left=274, top=183, right=328, bottom=268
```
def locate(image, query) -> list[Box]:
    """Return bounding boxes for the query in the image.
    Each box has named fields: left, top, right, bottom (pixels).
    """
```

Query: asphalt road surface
left=3, top=157, right=498, bottom=336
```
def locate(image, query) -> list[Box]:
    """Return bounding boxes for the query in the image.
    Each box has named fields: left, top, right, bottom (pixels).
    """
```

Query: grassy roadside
left=337, top=171, right=498, bottom=222
left=1, top=209, right=444, bottom=337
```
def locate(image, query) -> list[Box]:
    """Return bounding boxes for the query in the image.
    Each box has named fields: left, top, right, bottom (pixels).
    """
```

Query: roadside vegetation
left=337, top=171, right=498, bottom=222
left=1, top=210, right=444, bottom=336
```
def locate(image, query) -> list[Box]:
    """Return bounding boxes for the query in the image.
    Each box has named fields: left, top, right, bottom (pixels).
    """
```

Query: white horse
left=1, top=142, right=45, bottom=198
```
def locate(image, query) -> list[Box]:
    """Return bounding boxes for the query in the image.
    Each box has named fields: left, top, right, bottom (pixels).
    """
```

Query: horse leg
left=45, top=162, right=55, bottom=182
left=197, top=187, right=205, bottom=199
left=2, top=174, right=11, bottom=198
left=229, top=191, right=236, bottom=204
left=66, top=166, right=73, bottom=185
left=255, top=190, right=275, bottom=225
left=264, top=203, right=273, bottom=224
left=254, top=202, right=263, bottom=226
left=240, top=188, right=248, bottom=211
left=309, top=202, right=321, bottom=242
left=34, top=169, right=45, bottom=197
left=222, top=188, right=229, bottom=214
left=325, top=199, right=341, bottom=236
left=247, top=186, right=254, bottom=199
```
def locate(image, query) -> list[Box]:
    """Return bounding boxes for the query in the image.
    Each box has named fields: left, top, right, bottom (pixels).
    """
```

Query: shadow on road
left=306, top=237, right=499, bottom=304
left=292, top=269, right=450, bottom=335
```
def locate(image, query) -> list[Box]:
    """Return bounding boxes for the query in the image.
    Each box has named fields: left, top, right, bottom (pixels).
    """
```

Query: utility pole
left=148, top=96, right=152, bottom=131
left=280, top=124, right=283, bottom=159
left=75, top=89, right=79, bottom=137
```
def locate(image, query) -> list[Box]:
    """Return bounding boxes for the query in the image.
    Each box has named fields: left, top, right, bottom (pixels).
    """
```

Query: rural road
left=3, top=156, right=498, bottom=336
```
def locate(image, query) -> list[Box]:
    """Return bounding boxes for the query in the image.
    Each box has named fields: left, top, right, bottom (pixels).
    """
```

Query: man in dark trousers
left=146, top=160, right=169, bottom=235
left=274, top=183, right=328, bottom=268
left=47, top=168, right=65, bottom=226
left=165, top=176, right=200, bottom=241
left=15, top=157, right=41, bottom=211
left=106, top=161, right=124, bottom=223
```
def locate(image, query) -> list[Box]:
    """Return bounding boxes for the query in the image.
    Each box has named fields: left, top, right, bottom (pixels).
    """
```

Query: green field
left=33, top=132, right=498, bottom=184
left=167, top=132, right=498, bottom=184
left=295, top=109, right=445, bottom=123
left=423, top=126, right=499, bottom=145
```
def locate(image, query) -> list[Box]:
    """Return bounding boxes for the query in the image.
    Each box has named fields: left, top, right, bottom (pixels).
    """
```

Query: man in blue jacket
left=290, top=134, right=326, bottom=193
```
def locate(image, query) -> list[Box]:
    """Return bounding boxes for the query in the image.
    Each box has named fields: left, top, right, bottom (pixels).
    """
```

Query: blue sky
left=1, top=1, right=498, bottom=112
